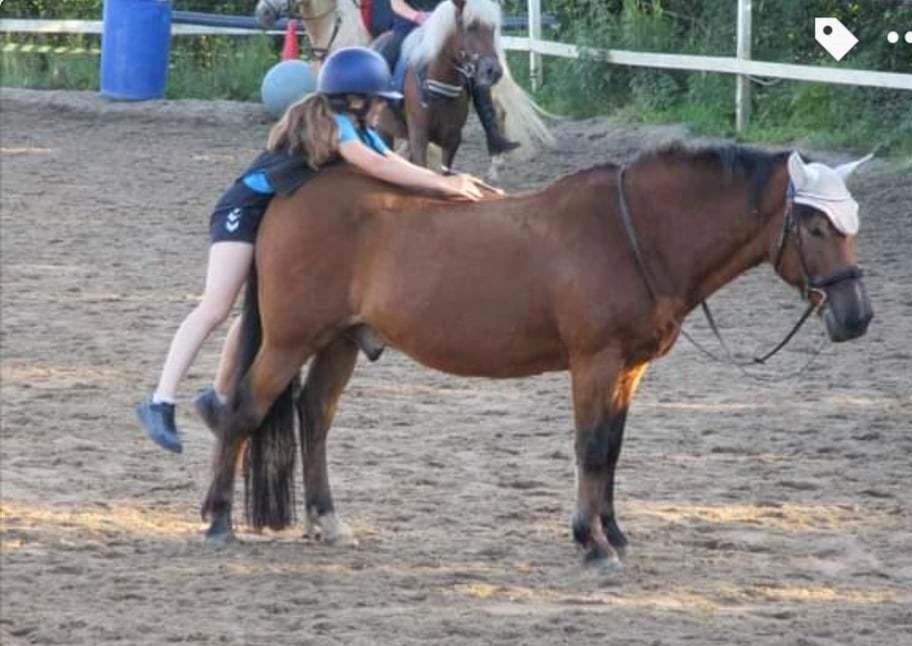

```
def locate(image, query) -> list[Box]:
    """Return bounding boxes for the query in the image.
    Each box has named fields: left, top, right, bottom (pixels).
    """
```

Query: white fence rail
left=3, top=0, right=911, bottom=131
left=0, top=18, right=286, bottom=36
left=513, top=0, right=912, bottom=130
left=498, top=35, right=912, bottom=91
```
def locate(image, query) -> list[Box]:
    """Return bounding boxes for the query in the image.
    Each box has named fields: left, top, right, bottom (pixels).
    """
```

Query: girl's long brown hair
left=267, top=93, right=339, bottom=169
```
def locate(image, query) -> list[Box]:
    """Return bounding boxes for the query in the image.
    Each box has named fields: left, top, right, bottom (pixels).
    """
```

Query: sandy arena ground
left=1, top=88, right=910, bottom=645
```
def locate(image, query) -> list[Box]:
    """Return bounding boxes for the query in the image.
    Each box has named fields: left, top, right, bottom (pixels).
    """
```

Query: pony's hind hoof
left=203, top=510, right=235, bottom=547
left=315, top=513, right=358, bottom=547
left=204, top=529, right=236, bottom=548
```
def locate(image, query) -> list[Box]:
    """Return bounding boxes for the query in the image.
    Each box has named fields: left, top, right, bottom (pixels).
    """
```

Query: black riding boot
left=471, top=83, right=520, bottom=155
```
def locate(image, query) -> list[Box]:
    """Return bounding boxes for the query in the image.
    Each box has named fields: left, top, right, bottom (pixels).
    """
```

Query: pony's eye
left=809, top=225, right=826, bottom=238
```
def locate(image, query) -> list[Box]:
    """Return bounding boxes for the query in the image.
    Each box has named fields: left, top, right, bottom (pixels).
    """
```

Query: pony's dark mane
left=553, top=142, right=789, bottom=210
left=641, top=142, right=787, bottom=208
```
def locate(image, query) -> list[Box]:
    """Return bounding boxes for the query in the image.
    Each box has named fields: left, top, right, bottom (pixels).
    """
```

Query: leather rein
left=614, top=165, right=861, bottom=380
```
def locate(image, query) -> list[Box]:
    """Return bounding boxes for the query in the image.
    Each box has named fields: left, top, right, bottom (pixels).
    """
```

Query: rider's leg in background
left=472, top=81, right=521, bottom=156
left=381, top=18, right=417, bottom=71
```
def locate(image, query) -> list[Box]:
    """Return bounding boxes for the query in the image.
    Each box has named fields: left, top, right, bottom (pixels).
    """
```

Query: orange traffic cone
left=282, top=19, right=300, bottom=61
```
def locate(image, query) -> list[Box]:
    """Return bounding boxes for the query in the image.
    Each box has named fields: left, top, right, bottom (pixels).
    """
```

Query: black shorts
left=209, top=181, right=273, bottom=244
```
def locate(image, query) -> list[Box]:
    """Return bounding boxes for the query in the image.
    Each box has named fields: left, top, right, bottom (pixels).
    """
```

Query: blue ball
left=261, top=60, right=317, bottom=118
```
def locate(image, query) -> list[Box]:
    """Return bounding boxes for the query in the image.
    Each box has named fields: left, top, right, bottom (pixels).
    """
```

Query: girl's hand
left=437, top=174, right=486, bottom=201
left=440, top=168, right=506, bottom=198
left=467, top=175, right=505, bottom=197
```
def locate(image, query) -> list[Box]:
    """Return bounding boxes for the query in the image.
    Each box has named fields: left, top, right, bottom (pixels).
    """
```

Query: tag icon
left=815, top=17, right=858, bottom=61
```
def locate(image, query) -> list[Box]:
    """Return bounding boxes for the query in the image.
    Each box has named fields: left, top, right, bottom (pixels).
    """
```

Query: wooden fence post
left=736, top=0, right=752, bottom=132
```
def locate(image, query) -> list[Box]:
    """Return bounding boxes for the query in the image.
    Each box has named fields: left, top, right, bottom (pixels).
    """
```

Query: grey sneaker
left=136, top=398, right=182, bottom=454
left=192, top=386, right=220, bottom=436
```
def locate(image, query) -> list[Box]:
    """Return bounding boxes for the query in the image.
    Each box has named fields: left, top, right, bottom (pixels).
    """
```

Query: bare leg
left=139, top=242, right=253, bottom=453
left=213, top=315, right=244, bottom=398
left=153, top=242, right=253, bottom=401
left=298, top=337, right=359, bottom=545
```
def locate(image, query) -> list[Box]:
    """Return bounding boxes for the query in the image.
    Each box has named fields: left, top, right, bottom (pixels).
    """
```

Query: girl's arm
left=339, top=139, right=486, bottom=200
left=391, top=0, right=426, bottom=23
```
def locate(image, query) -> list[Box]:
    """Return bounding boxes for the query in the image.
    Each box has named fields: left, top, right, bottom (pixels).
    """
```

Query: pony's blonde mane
left=406, top=0, right=502, bottom=67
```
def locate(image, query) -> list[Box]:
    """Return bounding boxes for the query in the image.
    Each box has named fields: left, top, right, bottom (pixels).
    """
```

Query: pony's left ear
left=788, top=151, right=810, bottom=188
left=834, top=153, right=874, bottom=180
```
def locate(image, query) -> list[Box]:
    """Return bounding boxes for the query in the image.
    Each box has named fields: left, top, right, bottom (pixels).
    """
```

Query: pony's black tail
left=235, top=267, right=300, bottom=532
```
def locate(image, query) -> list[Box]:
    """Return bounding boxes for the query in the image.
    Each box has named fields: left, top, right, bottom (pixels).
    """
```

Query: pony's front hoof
left=582, top=545, right=624, bottom=573
left=601, top=515, right=629, bottom=561
left=613, top=543, right=629, bottom=562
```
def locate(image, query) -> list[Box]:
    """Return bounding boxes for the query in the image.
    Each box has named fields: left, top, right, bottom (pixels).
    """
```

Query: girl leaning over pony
left=137, top=46, right=497, bottom=453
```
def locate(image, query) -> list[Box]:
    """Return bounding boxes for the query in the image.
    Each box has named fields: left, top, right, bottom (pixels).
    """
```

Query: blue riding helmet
left=317, top=47, right=403, bottom=100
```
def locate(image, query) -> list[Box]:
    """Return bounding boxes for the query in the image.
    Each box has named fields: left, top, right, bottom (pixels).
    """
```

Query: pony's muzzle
left=255, top=5, right=279, bottom=29
left=822, top=278, right=873, bottom=342
left=475, top=56, right=503, bottom=88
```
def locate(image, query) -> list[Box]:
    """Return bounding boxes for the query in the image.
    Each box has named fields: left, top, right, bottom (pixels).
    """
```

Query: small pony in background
left=255, top=0, right=554, bottom=177
left=375, top=0, right=506, bottom=170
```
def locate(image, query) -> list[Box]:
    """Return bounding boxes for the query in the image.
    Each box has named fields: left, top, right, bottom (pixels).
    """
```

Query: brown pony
left=201, top=144, right=873, bottom=569
left=375, top=0, right=504, bottom=169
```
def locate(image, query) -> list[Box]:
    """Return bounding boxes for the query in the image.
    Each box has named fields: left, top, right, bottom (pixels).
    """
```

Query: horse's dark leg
left=599, top=364, right=648, bottom=561
left=297, top=337, right=359, bottom=545
left=569, top=351, right=647, bottom=570
left=441, top=130, right=462, bottom=172
left=201, top=341, right=308, bottom=545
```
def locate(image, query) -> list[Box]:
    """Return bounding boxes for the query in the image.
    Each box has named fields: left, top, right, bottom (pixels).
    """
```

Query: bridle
left=296, top=0, right=343, bottom=62
left=424, top=11, right=494, bottom=100
left=615, top=165, right=861, bottom=379
left=451, top=12, right=480, bottom=83
left=772, top=183, right=864, bottom=301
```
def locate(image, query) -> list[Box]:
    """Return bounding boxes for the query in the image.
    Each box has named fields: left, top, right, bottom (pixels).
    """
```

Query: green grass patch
left=2, top=34, right=279, bottom=101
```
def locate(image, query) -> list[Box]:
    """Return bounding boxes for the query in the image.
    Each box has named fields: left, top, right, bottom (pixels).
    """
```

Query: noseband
left=423, top=12, right=486, bottom=101
left=302, top=0, right=343, bottom=62
left=772, top=183, right=864, bottom=302
left=452, top=13, right=480, bottom=82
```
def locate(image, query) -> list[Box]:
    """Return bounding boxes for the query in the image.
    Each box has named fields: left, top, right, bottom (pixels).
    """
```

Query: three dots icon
left=886, top=31, right=912, bottom=44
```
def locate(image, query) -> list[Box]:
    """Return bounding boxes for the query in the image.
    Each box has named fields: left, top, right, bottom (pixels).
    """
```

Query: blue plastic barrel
left=100, top=0, right=173, bottom=100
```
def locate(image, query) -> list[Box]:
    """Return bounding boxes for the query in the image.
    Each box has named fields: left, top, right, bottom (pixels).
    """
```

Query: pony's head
left=255, top=0, right=295, bottom=29
left=770, top=152, right=874, bottom=342
left=255, top=0, right=336, bottom=29
left=412, top=0, right=503, bottom=88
